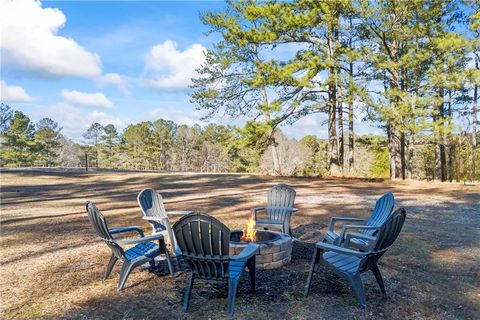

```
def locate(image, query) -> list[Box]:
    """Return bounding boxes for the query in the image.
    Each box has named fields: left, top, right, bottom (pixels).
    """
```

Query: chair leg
left=183, top=273, right=195, bottom=311
left=148, top=259, right=156, bottom=269
left=104, top=254, right=118, bottom=280
left=248, top=257, right=256, bottom=292
left=160, top=238, right=175, bottom=277
left=370, top=264, right=386, bottom=297
left=304, top=248, right=320, bottom=297
left=349, top=273, right=367, bottom=309
left=118, top=261, right=135, bottom=291
left=227, top=277, right=240, bottom=317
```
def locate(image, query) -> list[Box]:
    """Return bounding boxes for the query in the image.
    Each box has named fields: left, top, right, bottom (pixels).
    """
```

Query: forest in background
left=0, top=102, right=477, bottom=181
left=1, top=0, right=479, bottom=182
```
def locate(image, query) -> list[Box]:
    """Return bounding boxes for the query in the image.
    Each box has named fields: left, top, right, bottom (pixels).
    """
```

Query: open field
left=1, top=171, right=479, bottom=319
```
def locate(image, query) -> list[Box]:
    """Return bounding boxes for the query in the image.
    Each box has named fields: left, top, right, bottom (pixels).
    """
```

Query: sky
left=0, top=0, right=381, bottom=142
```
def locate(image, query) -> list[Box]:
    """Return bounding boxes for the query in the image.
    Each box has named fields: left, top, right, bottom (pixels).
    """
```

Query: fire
left=241, top=217, right=257, bottom=242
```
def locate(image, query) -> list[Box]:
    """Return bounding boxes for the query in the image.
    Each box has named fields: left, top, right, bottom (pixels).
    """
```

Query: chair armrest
left=343, top=233, right=377, bottom=249
left=166, top=211, right=192, bottom=216
left=250, top=207, right=266, bottom=219
left=292, top=208, right=298, bottom=212
left=328, top=217, right=366, bottom=232
left=231, top=243, right=259, bottom=261
left=338, top=225, right=381, bottom=243
left=110, top=226, right=144, bottom=237
left=315, top=242, right=366, bottom=257
left=117, top=233, right=164, bottom=246
left=142, top=216, right=168, bottom=224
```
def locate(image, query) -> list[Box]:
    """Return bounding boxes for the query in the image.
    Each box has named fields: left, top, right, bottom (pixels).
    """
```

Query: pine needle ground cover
left=1, top=171, right=478, bottom=319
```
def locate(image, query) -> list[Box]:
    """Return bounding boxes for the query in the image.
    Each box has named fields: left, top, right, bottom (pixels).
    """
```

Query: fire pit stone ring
left=229, top=230, right=293, bottom=270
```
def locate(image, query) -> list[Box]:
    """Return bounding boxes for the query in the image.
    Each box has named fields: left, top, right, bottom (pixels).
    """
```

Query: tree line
left=0, top=103, right=477, bottom=181
left=190, top=0, right=479, bottom=181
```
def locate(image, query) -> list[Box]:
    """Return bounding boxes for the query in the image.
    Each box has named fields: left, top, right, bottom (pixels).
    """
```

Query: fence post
left=85, top=152, right=89, bottom=172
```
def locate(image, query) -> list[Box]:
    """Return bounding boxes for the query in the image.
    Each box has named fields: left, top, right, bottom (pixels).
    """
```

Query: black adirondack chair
left=86, top=202, right=173, bottom=290
left=252, top=184, right=297, bottom=235
left=173, top=212, right=259, bottom=317
left=323, top=192, right=395, bottom=250
left=305, top=208, right=406, bottom=308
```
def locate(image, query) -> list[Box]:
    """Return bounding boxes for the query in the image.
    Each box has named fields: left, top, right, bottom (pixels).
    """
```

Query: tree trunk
left=400, top=132, right=406, bottom=180
left=472, top=56, right=478, bottom=181
left=387, top=124, right=401, bottom=179
left=447, top=90, right=454, bottom=182
left=348, top=99, right=354, bottom=171
left=327, top=16, right=339, bottom=175
left=437, top=89, right=447, bottom=182
left=270, top=139, right=281, bottom=175
left=407, top=134, right=414, bottom=179
left=328, top=72, right=339, bottom=174
left=261, top=87, right=281, bottom=175
left=337, top=74, right=344, bottom=170
left=347, top=17, right=354, bottom=172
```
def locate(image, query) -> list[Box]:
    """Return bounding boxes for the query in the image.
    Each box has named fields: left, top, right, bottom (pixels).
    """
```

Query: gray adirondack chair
left=173, top=212, right=259, bottom=317
left=86, top=202, right=173, bottom=290
left=137, top=188, right=192, bottom=250
left=305, top=208, right=406, bottom=308
left=252, top=184, right=297, bottom=235
left=323, top=192, right=395, bottom=250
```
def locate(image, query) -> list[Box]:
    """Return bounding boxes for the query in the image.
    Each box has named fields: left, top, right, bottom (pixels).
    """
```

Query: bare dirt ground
left=1, top=171, right=479, bottom=320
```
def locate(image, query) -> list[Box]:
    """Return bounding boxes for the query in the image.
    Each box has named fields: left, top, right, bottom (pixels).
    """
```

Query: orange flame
left=241, top=217, right=257, bottom=242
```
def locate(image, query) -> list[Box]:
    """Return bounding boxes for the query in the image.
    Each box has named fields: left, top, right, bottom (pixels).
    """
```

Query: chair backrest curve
left=86, top=202, right=124, bottom=259
left=173, top=212, right=231, bottom=279
left=266, top=184, right=296, bottom=221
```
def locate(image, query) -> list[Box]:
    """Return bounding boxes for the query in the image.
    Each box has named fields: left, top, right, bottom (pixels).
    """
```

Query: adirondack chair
left=173, top=212, right=259, bottom=317
left=305, top=208, right=406, bottom=308
left=86, top=202, right=174, bottom=290
left=137, top=188, right=192, bottom=250
left=251, top=184, right=297, bottom=235
left=323, top=192, right=395, bottom=250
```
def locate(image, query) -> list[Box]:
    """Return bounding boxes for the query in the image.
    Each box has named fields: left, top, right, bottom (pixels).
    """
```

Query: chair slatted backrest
left=361, top=208, right=406, bottom=271
left=266, top=184, right=296, bottom=221
left=138, top=189, right=167, bottom=232
left=86, top=202, right=124, bottom=259
left=173, top=212, right=231, bottom=280
left=363, top=192, right=395, bottom=236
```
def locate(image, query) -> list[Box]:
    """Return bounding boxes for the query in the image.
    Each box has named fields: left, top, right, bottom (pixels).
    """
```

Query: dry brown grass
left=1, top=170, right=479, bottom=319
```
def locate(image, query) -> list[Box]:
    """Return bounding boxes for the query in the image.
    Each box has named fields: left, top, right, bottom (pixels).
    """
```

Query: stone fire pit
left=229, top=230, right=292, bottom=270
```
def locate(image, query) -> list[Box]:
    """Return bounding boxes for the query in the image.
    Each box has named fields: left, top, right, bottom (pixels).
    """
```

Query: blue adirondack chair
left=323, top=192, right=395, bottom=250
left=137, top=188, right=192, bottom=250
left=305, top=208, right=406, bottom=308
left=173, top=212, right=259, bottom=317
left=86, top=202, right=173, bottom=290
left=251, top=184, right=297, bottom=235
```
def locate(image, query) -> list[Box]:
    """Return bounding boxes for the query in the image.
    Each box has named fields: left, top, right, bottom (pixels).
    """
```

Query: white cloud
left=0, top=80, right=32, bottom=102
left=61, top=89, right=113, bottom=109
left=40, top=102, right=124, bottom=139
left=143, top=40, right=206, bottom=90
left=149, top=106, right=204, bottom=126
left=95, top=73, right=130, bottom=95
left=0, top=0, right=101, bottom=78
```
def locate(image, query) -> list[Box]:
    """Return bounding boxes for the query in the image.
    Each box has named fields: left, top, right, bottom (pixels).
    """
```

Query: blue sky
left=0, top=0, right=380, bottom=142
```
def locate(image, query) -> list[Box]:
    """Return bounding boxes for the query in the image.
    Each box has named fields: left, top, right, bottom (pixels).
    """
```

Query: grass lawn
left=1, top=171, right=479, bottom=319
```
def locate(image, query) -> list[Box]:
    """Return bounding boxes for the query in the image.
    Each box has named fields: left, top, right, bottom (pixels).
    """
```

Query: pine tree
left=0, top=111, right=36, bottom=166
left=83, top=123, right=104, bottom=168
left=34, top=118, right=62, bottom=167
left=191, top=0, right=325, bottom=175
left=100, top=124, right=120, bottom=168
